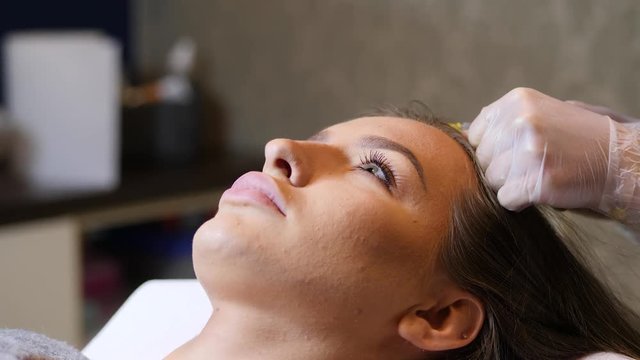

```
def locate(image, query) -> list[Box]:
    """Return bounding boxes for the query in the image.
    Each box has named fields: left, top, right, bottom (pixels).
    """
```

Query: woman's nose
left=263, top=138, right=311, bottom=187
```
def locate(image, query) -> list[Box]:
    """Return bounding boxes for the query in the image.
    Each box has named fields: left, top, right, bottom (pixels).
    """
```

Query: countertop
left=0, top=154, right=262, bottom=225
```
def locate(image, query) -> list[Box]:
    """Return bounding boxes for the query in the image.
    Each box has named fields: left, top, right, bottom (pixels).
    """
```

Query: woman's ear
left=397, top=289, right=484, bottom=352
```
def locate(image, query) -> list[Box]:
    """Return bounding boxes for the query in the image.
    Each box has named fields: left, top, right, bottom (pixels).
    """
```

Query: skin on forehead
left=324, top=116, right=476, bottom=206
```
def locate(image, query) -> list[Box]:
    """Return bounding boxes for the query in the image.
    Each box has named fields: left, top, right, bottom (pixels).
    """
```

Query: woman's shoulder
left=581, top=353, right=635, bottom=360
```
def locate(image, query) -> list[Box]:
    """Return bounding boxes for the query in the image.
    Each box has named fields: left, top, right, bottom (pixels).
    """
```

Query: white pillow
left=82, top=279, right=209, bottom=360
left=83, top=279, right=635, bottom=360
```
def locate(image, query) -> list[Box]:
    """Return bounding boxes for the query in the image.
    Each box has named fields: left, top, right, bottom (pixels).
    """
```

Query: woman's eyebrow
left=306, top=130, right=426, bottom=189
left=358, top=135, right=426, bottom=189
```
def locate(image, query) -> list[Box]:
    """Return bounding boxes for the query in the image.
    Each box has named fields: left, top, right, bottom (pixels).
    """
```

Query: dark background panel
left=0, top=0, right=132, bottom=104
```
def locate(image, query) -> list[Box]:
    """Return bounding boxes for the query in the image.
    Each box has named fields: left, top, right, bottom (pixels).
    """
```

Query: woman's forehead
left=325, top=116, right=463, bottom=157
left=325, top=116, right=476, bottom=190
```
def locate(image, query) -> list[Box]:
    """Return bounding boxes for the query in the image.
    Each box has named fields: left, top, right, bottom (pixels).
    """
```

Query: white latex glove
left=468, top=87, right=613, bottom=213
left=565, top=100, right=640, bottom=124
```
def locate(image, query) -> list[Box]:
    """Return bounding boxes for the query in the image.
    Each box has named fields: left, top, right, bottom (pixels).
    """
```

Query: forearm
left=599, top=120, right=640, bottom=238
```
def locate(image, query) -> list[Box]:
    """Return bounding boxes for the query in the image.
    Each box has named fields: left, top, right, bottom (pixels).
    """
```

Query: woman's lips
left=220, top=171, right=287, bottom=216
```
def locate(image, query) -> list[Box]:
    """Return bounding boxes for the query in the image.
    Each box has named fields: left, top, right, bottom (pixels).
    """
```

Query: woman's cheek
left=314, top=192, right=412, bottom=260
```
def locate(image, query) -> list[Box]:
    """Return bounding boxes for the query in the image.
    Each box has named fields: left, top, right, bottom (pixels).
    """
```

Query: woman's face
left=194, top=116, right=476, bottom=319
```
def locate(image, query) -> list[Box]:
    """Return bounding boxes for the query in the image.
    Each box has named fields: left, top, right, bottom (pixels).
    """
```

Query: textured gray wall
left=135, top=0, right=640, bottom=312
left=135, top=0, right=640, bottom=154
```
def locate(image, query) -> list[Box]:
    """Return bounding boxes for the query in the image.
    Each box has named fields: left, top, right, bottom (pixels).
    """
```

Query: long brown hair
left=370, top=104, right=640, bottom=360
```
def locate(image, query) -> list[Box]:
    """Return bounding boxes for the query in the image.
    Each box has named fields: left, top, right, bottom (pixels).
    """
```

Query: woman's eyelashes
left=357, top=150, right=397, bottom=190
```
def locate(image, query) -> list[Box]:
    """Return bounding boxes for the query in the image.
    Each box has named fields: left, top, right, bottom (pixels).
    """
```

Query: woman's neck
left=166, top=300, right=416, bottom=360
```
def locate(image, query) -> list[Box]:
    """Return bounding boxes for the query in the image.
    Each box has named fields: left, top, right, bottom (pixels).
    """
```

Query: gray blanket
left=0, top=329, right=87, bottom=360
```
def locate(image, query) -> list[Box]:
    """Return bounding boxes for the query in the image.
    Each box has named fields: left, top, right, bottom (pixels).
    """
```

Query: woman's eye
left=357, top=151, right=396, bottom=189
left=362, top=163, right=389, bottom=183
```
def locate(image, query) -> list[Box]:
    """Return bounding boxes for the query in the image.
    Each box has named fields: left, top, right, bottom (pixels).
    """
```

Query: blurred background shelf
left=0, top=154, right=258, bottom=227
left=0, top=154, right=260, bottom=347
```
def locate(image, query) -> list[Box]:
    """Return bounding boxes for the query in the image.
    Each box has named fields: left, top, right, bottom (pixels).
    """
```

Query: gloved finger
left=474, top=127, right=499, bottom=170
left=565, top=100, right=640, bottom=123
left=496, top=181, right=531, bottom=212
left=468, top=106, right=491, bottom=147
left=470, top=88, right=529, bottom=146
left=484, top=150, right=514, bottom=190
left=475, top=110, right=528, bottom=171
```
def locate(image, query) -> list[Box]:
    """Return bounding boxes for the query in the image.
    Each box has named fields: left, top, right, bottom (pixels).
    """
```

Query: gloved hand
left=468, top=87, right=640, bottom=224
left=565, top=100, right=640, bottom=124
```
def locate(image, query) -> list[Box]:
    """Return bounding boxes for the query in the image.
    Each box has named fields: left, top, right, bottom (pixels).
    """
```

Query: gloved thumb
left=496, top=182, right=531, bottom=212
